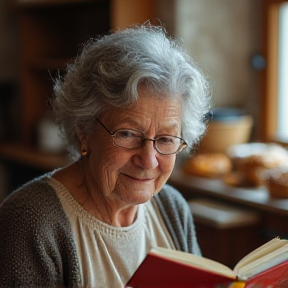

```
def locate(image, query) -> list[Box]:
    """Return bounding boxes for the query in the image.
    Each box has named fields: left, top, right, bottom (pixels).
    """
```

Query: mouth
left=124, top=174, right=155, bottom=182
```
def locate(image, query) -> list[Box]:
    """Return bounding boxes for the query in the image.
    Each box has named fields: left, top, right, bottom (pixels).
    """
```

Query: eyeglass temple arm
left=203, top=111, right=213, bottom=123
left=96, top=118, right=114, bottom=135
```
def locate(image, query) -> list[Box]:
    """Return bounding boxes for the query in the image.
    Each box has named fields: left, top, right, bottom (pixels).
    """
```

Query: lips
left=124, top=173, right=155, bottom=181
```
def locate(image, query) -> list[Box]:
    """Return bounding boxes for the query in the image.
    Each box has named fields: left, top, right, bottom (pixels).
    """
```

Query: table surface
left=169, top=169, right=288, bottom=217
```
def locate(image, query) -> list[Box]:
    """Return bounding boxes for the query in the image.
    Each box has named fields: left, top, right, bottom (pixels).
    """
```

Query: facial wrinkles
left=100, top=146, right=119, bottom=196
left=110, top=104, right=181, bottom=138
left=96, top=95, right=181, bottom=202
left=97, top=140, right=138, bottom=201
left=128, top=111, right=177, bottom=177
left=88, top=149, right=126, bottom=217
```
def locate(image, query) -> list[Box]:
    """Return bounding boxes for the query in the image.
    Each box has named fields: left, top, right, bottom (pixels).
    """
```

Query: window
left=278, top=3, right=288, bottom=141
left=262, top=0, right=288, bottom=144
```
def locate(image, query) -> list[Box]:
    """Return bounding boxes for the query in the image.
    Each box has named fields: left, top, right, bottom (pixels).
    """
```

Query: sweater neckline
left=45, top=176, right=146, bottom=237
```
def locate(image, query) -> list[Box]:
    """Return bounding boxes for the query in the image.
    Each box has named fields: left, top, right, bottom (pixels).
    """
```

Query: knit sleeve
left=0, top=179, right=79, bottom=287
left=154, top=184, right=201, bottom=256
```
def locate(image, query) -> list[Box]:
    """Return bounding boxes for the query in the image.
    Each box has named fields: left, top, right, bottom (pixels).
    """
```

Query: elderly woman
left=0, top=25, right=210, bottom=287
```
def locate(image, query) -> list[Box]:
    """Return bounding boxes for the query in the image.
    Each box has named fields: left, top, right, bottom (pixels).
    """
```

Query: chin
left=125, top=190, right=154, bottom=205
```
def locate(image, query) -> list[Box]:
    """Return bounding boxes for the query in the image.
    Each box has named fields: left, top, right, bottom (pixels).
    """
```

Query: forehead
left=104, top=92, right=182, bottom=130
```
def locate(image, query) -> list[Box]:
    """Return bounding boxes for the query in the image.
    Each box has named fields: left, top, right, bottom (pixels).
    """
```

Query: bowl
left=199, top=108, right=253, bottom=154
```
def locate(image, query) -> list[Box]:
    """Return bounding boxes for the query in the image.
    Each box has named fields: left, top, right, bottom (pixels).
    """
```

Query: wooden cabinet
left=0, top=0, right=155, bottom=195
left=18, top=0, right=110, bottom=146
left=169, top=169, right=288, bottom=266
left=0, top=0, right=110, bottom=168
left=0, top=0, right=155, bottom=171
left=19, top=1, right=111, bottom=146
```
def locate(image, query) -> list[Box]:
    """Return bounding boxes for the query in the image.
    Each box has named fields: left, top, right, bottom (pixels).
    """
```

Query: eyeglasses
left=96, top=118, right=188, bottom=155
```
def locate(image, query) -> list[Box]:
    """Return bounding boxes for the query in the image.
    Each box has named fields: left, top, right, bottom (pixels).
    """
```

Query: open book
left=126, top=237, right=288, bottom=288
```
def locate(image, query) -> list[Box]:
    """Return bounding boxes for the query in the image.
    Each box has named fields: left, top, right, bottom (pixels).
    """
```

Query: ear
left=76, top=124, right=85, bottom=143
left=76, top=120, right=97, bottom=144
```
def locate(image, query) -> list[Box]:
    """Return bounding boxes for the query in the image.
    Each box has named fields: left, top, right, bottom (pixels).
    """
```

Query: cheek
left=96, top=146, right=131, bottom=187
left=100, top=145, right=130, bottom=169
left=161, top=155, right=176, bottom=173
left=155, top=156, right=176, bottom=190
left=92, top=134, right=124, bottom=165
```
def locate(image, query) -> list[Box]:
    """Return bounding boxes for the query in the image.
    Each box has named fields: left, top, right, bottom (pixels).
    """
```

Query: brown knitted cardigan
left=0, top=175, right=200, bottom=287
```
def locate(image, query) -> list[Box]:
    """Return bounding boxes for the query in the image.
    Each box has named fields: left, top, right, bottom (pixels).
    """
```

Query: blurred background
left=0, top=0, right=261, bottom=196
left=1, top=0, right=288, bottom=268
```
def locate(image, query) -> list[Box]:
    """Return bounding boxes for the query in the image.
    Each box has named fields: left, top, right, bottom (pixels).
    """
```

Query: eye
left=115, top=129, right=142, bottom=138
left=157, top=136, right=177, bottom=145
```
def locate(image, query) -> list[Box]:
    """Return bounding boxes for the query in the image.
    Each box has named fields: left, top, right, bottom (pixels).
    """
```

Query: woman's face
left=85, top=88, right=182, bottom=207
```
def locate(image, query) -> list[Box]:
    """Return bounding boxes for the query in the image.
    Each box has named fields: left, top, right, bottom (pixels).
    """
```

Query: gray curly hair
left=52, top=24, right=210, bottom=156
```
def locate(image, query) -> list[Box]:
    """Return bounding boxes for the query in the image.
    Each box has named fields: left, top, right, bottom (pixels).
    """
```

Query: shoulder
left=2, top=174, right=58, bottom=209
left=0, top=174, right=65, bottom=229
left=154, top=184, right=201, bottom=254
left=0, top=175, right=78, bottom=286
left=154, top=183, right=192, bottom=222
left=155, top=183, right=189, bottom=209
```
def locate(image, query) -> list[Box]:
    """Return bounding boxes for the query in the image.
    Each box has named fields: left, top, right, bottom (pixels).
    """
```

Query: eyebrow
left=115, top=117, right=181, bottom=135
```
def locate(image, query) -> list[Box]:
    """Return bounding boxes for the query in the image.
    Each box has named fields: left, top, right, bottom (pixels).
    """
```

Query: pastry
left=182, top=153, right=232, bottom=178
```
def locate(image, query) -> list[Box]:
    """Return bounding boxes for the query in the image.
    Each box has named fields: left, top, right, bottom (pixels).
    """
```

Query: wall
left=157, top=0, right=262, bottom=132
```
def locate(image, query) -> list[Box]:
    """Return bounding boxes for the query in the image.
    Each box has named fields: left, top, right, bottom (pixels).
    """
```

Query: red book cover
left=244, top=261, right=288, bottom=288
left=126, top=252, right=235, bottom=288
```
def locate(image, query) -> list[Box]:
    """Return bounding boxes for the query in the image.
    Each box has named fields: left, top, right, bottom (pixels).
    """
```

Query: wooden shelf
left=169, top=169, right=288, bottom=218
left=11, top=0, right=106, bottom=9
left=3, top=0, right=155, bottom=172
left=0, top=142, right=71, bottom=170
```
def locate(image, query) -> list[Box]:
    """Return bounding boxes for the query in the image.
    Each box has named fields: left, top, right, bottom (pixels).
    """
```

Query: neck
left=52, top=161, right=139, bottom=227
left=80, top=192, right=139, bottom=227
left=97, top=205, right=139, bottom=227
left=77, top=160, right=139, bottom=227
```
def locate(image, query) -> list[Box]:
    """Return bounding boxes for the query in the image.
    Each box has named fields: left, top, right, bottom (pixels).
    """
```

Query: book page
left=233, top=238, right=288, bottom=280
left=234, top=238, right=288, bottom=271
left=151, top=247, right=236, bottom=279
left=237, top=250, right=288, bottom=280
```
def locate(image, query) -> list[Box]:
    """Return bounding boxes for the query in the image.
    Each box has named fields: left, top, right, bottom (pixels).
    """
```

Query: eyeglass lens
left=113, top=130, right=185, bottom=154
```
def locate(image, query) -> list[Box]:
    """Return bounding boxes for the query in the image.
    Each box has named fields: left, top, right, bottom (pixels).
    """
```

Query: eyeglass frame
left=96, top=118, right=188, bottom=155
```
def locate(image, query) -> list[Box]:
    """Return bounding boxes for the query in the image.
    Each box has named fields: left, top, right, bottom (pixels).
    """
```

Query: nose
left=132, top=139, right=159, bottom=169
